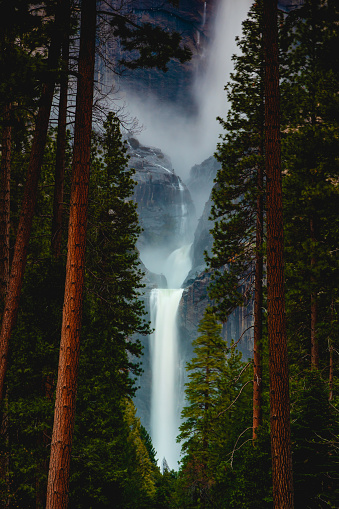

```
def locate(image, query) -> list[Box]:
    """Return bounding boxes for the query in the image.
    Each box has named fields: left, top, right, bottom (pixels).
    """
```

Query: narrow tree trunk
left=52, top=0, right=70, bottom=258
left=253, top=159, right=263, bottom=441
left=0, top=388, right=9, bottom=507
left=263, top=1, right=294, bottom=508
left=46, top=0, right=96, bottom=507
left=310, top=216, right=319, bottom=369
left=0, top=106, right=12, bottom=505
left=329, top=299, right=334, bottom=402
left=329, top=341, right=333, bottom=402
left=310, top=292, right=318, bottom=368
left=0, top=103, right=12, bottom=302
left=0, top=1, right=63, bottom=403
left=35, top=374, right=55, bottom=509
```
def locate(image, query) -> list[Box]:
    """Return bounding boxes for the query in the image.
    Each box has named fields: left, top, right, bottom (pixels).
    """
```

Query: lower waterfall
left=149, top=243, right=192, bottom=471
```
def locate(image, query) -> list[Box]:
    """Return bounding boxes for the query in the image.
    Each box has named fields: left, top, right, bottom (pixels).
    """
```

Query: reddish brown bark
left=263, top=1, right=294, bottom=508
left=0, top=2, right=64, bottom=403
left=46, top=0, right=96, bottom=507
left=253, top=159, right=264, bottom=441
left=0, top=103, right=12, bottom=302
left=52, top=0, right=71, bottom=258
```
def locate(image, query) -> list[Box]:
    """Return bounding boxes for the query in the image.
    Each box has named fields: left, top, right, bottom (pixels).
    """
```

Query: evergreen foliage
left=207, top=0, right=265, bottom=322
left=281, top=0, right=339, bottom=372
left=0, top=115, right=157, bottom=507
left=177, top=310, right=252, bottom=508
left=196, top=1, right=339, bottom=507
left=107, top=17, right=191, bottom=72
left=69, top=113, right=152, bottom=507
left=291, top=371, right=339, bottom=508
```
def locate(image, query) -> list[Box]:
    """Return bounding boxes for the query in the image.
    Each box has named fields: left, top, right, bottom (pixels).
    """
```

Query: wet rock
left=127, top=138, right=196, bottom=253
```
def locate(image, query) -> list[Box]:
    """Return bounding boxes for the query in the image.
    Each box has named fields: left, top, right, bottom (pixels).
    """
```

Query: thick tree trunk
left=263, top=1, right=294, bottom=508
left=52, top=0, right=71, bottom=258
left=46, top=0, right=96, bottom=507
left=253, top=159, right=263, bottom=441
left=0, top=2, right=63, bottom=403
left=0, top=103, right=12, bottom=302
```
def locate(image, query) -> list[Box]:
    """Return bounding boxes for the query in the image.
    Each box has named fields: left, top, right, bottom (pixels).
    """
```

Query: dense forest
left=0, top=0, right=338, bottom=508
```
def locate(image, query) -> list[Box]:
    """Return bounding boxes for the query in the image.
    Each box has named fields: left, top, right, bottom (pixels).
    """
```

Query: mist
left=122, top=0, right=253, bottom=465
left=113, top=0, right=252, bottom=180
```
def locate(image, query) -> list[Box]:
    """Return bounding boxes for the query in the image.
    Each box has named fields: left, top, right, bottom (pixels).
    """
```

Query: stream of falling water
left=134, top=0, right=252, bottom=473
left=150, top=243, right=192, bottom=471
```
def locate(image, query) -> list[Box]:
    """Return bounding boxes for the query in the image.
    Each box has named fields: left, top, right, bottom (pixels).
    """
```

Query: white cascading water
left=150, top=237, right=192, bottom=470
left=150, top=288, right=183, bottom=470
left=130, top=0, right=252, bottom=471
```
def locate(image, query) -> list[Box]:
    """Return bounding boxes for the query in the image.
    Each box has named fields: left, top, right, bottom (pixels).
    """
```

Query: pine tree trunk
left=0, top=109, right=11, bottom=507
left=329, top=342, right=333, bottom=402
left=0, top=103, right=11, bottom=302
left=46, top=0, right=96, bottom=507
left=263, top=1, right=294, bottom=508
left=253, top=159, right=263, bottom=441
left=0, top=2, right=64, bottom=403
left=52, top=0, right=70, bottom=258
left=310, top=216, right=319, bottom=369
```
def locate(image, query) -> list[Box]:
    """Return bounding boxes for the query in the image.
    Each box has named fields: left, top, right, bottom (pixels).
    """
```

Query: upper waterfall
left=163, top=244, right=192, bottom=290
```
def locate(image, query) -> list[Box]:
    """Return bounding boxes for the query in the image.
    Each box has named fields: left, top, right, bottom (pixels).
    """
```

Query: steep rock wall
left=127, top=137, right=195, bottom=253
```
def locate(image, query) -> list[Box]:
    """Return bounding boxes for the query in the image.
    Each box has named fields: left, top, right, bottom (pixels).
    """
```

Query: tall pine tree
left=207, top=1, right=265, bottom=441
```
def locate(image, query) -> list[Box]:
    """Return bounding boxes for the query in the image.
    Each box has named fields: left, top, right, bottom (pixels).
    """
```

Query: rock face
left=100, top=0, right=218, bottom=114
left=98, top=0, right=303, bottom=113
left=184, top=156, right=218, bottom=280
left=132, top=143, right=253, bottom=431
left=187, top=190, right=214, bottom=278
left=126, top=137, right=195, bottom=254
left=179, top=271, right=254, bottom=362
left=185, top=155, right=220, bottom=217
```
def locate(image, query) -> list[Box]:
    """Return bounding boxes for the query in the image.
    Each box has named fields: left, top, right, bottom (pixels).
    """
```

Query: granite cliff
left=130, top=141, right=253, bottom=429
left=127, top=137, right=195, bottom=256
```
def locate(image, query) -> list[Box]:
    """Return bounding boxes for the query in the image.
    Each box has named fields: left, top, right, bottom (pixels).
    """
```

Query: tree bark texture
left=0, top=103, right=12, bottom=302
left=253, top=159, right=264, bottom=441
left=46, top=0, right=96, bottom=507
left=263, top=1, right=294, bottom=508
left=0, top=2, right=64, bottom=403
left=52, top=0, right=71, bottom=258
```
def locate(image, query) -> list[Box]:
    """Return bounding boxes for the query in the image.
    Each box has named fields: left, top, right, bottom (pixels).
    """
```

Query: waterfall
left=150, top=288, right=184, bottom=471
left=150, top=240, right=192, bottom=470
left=163, top=244, right=192, bottom=290
left=127, top=0, right=252, bottom=471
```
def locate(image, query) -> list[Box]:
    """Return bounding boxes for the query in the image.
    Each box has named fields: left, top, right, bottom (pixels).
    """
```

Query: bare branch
left=229, top=427, right=253, bottom=467
left=216, top=380, right=253, bottom=419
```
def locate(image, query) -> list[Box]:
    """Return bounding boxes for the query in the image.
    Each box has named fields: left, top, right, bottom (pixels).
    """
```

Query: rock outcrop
left=179, top=271, right=254, bottom=361
left=127, top=137, right=195, bottom=254
left=185, top=155, right=220, bottom=217
left=132, top=145, right=253, bottom=430
left=100, top=0, right=218, bottom=113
